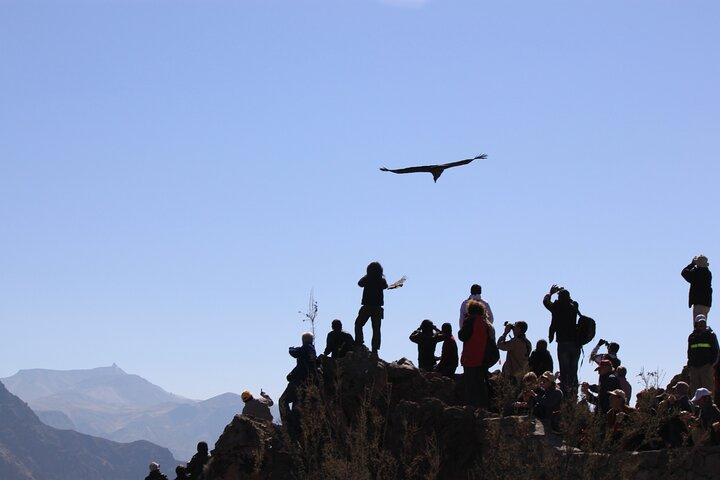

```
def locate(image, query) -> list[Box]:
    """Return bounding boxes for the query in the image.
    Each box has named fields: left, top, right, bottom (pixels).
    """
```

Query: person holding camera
left=682, top=255, right=712, bottom=324
left=590, top=339, right=621, bottom=369
left=497, top=320, right=531, bottom=383
left=543, top=284, right=580, bottom=396
left=410, top=319, right=443, bottom=371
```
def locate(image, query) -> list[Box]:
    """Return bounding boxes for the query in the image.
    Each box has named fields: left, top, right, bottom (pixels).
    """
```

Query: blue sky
left=1, top=1, right=718, bottom=401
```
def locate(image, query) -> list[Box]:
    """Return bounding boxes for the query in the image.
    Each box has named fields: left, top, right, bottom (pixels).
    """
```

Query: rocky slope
left=0, top=380, right=176, bottom=480
left=202, top=351, right=720, bottom=480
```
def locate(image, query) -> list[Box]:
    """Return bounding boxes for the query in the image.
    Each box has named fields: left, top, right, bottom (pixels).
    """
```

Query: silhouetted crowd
left=146, top=255, right=717, bottom=477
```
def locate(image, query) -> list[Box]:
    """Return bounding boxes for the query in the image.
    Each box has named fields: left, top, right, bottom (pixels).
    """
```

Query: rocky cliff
left=201, top=351, right=720, bottom=480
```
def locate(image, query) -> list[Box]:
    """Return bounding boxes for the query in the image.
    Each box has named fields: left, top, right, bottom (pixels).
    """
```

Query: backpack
left=483, top=326, right=500, bottom=369
left=576, top=312, right=596, bottom=346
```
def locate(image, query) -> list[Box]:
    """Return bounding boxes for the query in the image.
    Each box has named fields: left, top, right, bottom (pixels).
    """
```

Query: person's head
left=175, top=465, right=187, bottom=476
left=197, top=441, right=208, bottom=454
left=470, top=284, right=482, bottom=295
left=513, top=321, right=528, bottom=336
left=420, top=319, right=434, bottom=333
left=691, top=388, right=713, bottom=406
left=467, top=300, right=487, bottom=321
left=331, top=319, right=342, bottom=331
left=608, top=342, right=620, bottom=355
left=535, top=339, right=548, bottom=352
left=595, top=359, right=613, bottom=375
left=694, top=314, right=707, bottom=330
left=149, top=462, right=160, bottom=472
left=695, top=255, right=709, bottom=268
left=557, top=289, right=571, bottom=303
left=366, top=261, right=383, bottom=277
left=523, top=371, right=538, bottom=388
left=609, top=389, right=627, bottom=409
left=674, top=381, right=690, bottom=397
left=302, top=331, right=314, bottom=345
left=540, top=371, right=556, bottom=389
left=615, top=366, right=627, bottom=379
left=441, top=322, right=452, bottom=335
left=241, top=391, right=253, bottom=402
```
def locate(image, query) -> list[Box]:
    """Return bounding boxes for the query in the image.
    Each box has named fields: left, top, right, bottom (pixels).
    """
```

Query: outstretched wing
left=380, top=154, right=487, bottom=174
left=435, top=153, right=488, bottom=170
left=380, top=165, right=435, bottom=174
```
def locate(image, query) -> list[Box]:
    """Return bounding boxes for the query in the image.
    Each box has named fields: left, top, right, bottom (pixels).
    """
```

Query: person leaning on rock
left=682, top=255, right=712, bottom=324
left=146, top=462, right=169, bottom=480
left=279, top=332, right=319, bottom=423
left=409, top=319, right=443, bottom=371
left=241, top=389, right=274, bottom=422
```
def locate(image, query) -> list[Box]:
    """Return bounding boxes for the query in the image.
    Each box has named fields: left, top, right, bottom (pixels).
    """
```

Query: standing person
left=497, top=321, right=532, bottom=383
left=435, top=322, right=459, bottom=378
left=186, top=441, right=210, bottom=479
left=354, top=262, right=402, bottom=354
left=582, top=359, right=620, bottom=418
left=615, top=366, right=632, bottom=405
left=146, top=463, right=169, bottom=480
left=687, top=315, right=719, bottom=395
left=279, top=332, right=318, bottom=423
left=590, top=339, right=621, bottom=369
left=409, top=319, right=443, bottom=371
left=528, top=339, right=554, bottom=378
left=459, top=284, right=494, bottom=328
left=323, top=319, right=354, bottom=358
left=241, top=390, right=274, bottom=422
left=544, top=284, right=580, bottom=396
left=682, top=255, right=712, bottom=323
left=458, top=300, right=495, bottom=409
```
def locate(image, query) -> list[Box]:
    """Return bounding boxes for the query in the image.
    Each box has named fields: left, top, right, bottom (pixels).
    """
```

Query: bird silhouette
left=380, top=154, right=487, bottom=182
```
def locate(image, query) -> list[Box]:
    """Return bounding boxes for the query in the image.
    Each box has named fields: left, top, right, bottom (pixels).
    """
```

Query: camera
left=504, top=321, right=516, bottom=327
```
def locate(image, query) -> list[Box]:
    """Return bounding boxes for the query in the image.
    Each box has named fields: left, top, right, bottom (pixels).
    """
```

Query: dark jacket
left=588, top=372, right=620, bottom=415
left=146, top=471, right=168, bottom=480
left=409, top=329, right=442, bottom=370
left=436, top=335, right=459, bottom=377
left=186, top=451, right=210, bottom=479
left=359, top=275, right=388, bottom=307
left=687, top=328, right=719, bottom=367
left=544, top=296, right=579, bottom=343
left=682, top=264, right=712, bottom=308
left=324, top=330, right=354, bottom=358
left=242, top=394, right=274, bottom=422
left=288, top=344, right=318, bottom=382
left=528, top=349, right=554, bottom=377
left=459, top=315, right=494, bottom=368
left=534, top=384, right=563, bottom=419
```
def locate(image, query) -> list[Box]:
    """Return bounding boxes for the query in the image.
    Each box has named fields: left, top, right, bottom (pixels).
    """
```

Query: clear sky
left=1, top=1, right=718, bottom=402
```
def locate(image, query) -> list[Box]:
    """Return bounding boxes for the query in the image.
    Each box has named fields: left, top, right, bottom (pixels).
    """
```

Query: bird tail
left=379, top=167, right=389, bottom=172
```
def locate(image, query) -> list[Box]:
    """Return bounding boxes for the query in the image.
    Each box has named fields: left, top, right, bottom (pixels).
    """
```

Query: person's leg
left=693, top=304, right=710, bottom=322
left=279, top=382, right=297, bottom=425
left=370, top=307, right=383, bottom=353
left=699, top=364, right=714, bottom=391
left=354, top=306, right=370, bottom=346
left=557, top=342, right=570, bottom=395
left=687, top=366, right=700, bottom=396
left=478, top=368, right=489, bottom=409
left=567, top=343, right=581, bottom=398
left=465, top=367, right=479, bottom=407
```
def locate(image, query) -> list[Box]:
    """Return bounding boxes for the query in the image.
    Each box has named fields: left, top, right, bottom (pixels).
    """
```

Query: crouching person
left=534, top=371, right=564, bottom=432
left=241, top=389, right=274, bottom=422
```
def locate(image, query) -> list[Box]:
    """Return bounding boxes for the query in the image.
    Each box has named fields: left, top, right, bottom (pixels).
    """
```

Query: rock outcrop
left=203, top=352, right=720, bottom=480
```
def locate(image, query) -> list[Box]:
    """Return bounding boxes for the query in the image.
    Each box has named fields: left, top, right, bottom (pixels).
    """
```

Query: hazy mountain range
left=1, top=365, right=268, bottom=461
left=0, top=380, right=176, bottom=480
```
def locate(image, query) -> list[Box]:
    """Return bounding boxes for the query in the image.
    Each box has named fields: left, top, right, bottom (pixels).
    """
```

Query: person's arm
left=458, top=317, right=474, bottom=342
left=324, top=333, right=334, bottom=356
left=543, top=294, right=553, bottom=311
left=409, top=330, right=421, bottom=344
left=261, top=392, right=274, bottom=406
left=590, top=340, right=603, bottom=362
left=358, top=275, right=367, bottom=287
left=681, top=263, right=695, bottom=283
left=497, top=326, right=512, bottom=350
left=289, top=346, right=300, bottom=358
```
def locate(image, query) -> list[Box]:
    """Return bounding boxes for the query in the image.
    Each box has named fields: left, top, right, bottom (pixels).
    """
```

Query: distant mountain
left=2, top=366, right=256, bottom=461
left=0, top=380, right=176, bottom=480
